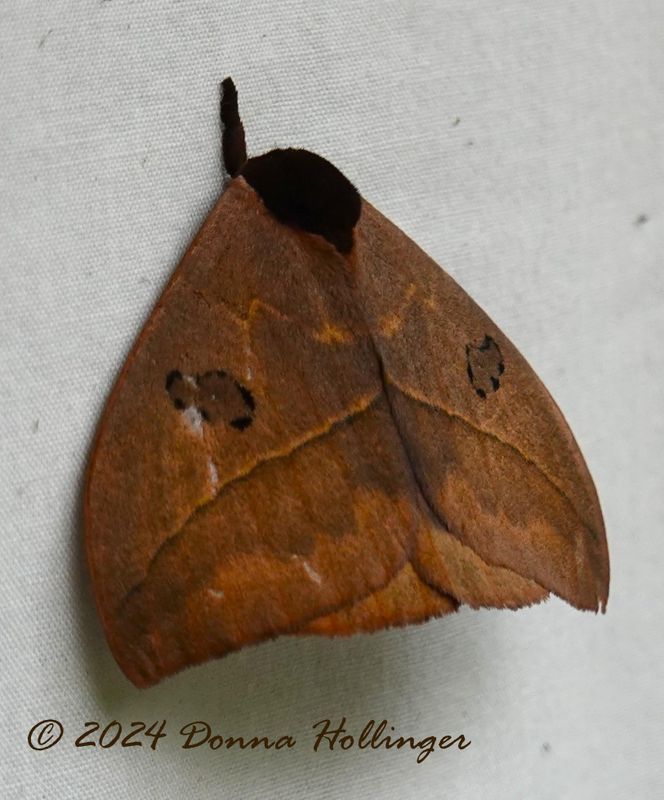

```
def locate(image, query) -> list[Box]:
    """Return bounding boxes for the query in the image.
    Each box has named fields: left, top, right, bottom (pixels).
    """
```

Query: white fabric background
left=2, top=1, right=662, bottom=798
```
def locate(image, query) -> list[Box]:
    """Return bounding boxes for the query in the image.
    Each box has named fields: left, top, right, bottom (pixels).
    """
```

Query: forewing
left=354, top=200, right=609, bottom=612
left=85, top=179, right=419, bottom=686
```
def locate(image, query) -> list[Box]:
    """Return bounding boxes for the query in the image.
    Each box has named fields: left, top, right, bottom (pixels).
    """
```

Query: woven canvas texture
left=2, top=1, right=663, bottom=798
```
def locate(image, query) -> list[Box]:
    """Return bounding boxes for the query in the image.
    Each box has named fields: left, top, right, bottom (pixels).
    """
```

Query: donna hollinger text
left=165, top=717, right=470, bottom=763
left=29, top=717, right=471, bottom=763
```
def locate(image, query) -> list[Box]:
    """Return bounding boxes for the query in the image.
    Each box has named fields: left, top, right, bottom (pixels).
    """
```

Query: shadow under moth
left=85, top=78, right=610, bottom=688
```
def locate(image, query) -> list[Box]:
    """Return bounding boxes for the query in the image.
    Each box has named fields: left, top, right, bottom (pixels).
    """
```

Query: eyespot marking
left=466, top=335, right=504, bottom=399
left=166, top=369, right=255, bottom=431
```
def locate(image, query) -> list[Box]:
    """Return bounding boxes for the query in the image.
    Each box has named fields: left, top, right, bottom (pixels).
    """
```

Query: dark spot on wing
left=165, top=369, right=182, bottom=391
left=466, top=335, right=504, bottom=399
left=237, top=383, right=255, bottom=411
left=230, top=416, right=253, bottom=431
left=165, top=368, right=256, bottom=431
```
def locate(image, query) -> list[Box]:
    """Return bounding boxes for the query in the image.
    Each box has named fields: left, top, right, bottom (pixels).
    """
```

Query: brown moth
left=84, top=78, right=609, bottom=687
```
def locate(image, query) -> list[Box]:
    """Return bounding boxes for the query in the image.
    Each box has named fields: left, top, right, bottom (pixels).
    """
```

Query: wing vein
left=386, top=373, right=598, bottom=541
left=117, top=389, right=382, bottom=614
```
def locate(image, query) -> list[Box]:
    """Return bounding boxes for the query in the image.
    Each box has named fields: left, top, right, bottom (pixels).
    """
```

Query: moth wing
left=354, top=200, right=609, bottom=612
left=85, top=178, right=452, bottom=687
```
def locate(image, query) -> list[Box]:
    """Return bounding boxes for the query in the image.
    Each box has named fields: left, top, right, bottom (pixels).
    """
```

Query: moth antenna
left=220, top=77, right=247, bottom=178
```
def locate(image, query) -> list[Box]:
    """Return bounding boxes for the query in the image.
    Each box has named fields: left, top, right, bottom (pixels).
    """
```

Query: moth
left=85, top=78, right=609, bottom=688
